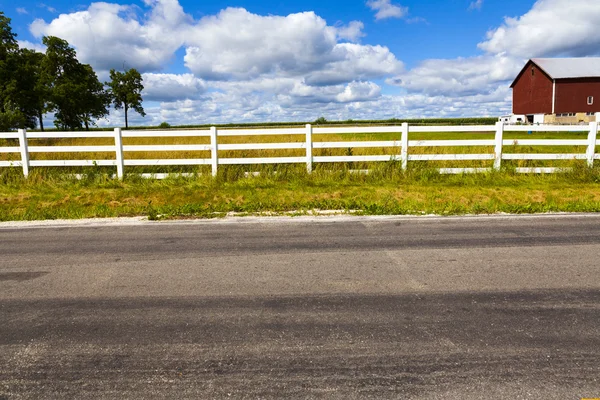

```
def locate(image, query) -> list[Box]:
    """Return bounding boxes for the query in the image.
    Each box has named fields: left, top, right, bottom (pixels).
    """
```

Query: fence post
left=17, top=128, right=30, bottom=177
left=114, top=127, right=124, bottom=179
left=587, top=121, right=598, bottom=168
left=210, top=126, right=218, bottom=177
left=401, top=122, right=409, bottom=170
left=494, top=121, right=504, bottom=171
left=306, top=124, right=313, bottom=173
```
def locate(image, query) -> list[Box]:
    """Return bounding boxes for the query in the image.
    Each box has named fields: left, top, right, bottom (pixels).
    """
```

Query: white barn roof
left=532, top=57, right=600, bottom=79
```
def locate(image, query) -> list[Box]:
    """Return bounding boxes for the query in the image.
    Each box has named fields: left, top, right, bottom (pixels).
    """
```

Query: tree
left=6, top=49, right=49, bottom=130
left=77, top=65, right=110, bottom=131
left=0, top=14, right=51, bottom=131
left=107, top=68, right=145, bottom=129
left=0, top=12, right=23, bottom=131
left=0, top=12, right=18, bottom=61
left=43, top=36, right=109, bottom=130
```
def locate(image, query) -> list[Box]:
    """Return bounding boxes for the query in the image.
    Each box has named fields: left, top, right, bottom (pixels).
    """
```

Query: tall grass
left=1, top=159, right=600, bottom=221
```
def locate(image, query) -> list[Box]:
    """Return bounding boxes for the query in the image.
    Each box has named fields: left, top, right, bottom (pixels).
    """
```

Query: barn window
left=531, top=68, right=535, bottom=76
left=588, top=96, right=594, bottom=105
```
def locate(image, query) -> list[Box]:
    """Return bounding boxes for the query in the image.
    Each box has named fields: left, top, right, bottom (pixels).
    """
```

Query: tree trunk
left=124, top=103, right=128, bottom=129
left=84, top=119, right=89, bottom=131
left=38, top=111, right=44, bottom=132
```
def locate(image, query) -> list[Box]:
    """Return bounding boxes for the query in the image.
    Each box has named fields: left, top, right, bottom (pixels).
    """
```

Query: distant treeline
left=29, top=117, right=496, bottom=132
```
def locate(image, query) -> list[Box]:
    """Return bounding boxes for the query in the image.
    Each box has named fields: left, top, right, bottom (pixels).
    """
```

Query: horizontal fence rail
left=0, top=122, right=598, bottom=178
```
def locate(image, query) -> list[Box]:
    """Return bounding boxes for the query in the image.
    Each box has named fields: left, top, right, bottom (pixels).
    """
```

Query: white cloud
left=142, top=73, right=206, bottom=101
left=303, top=43, right=403, bottom=86
left=30, top=0, right=190, bottom=72
left=286, top=81, right=381, bottom=104
left=183, top=8, right=387, bottom=81
left=469, top=0, right=484, bottom=10
left=29, top=4, right=387, bottom=86
left=366, top=0, right=408, bottom=20
left=388, top=55, right=523, bottom=97
left=335, top=21, right=365, bottom=42
left=131, top=86, right=508, bottom=126
left=183, top=8, right=338, bottom=80
left=478, top=0, right=600, bottom=58
left=16, top=7, right=28, bottom=15
left=18, top=40, right=46, bottom=53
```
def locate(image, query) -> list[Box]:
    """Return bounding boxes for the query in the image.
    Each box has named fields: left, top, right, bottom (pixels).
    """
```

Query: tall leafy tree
left=0, top=11, right=23, bottom=131
left=107, top=68, right=145, bottom=129
left=77, top=64, right=110, bottom=131
left=0, top=12, right=17, bottom=61
left=6, top=49, right=49, bottom=130
left=43, top=36, right=109, bottom=130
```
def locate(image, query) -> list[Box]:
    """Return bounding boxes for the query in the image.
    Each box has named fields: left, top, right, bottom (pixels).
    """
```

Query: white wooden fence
left=0, top=122, right=599, bottom=178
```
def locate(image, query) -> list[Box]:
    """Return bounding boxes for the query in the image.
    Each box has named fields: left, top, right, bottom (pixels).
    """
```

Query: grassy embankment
left=1, top=127, right=599, bottom=221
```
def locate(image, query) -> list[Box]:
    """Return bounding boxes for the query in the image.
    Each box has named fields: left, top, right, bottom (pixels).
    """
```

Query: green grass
left=1, top=162, right=600, bottom=221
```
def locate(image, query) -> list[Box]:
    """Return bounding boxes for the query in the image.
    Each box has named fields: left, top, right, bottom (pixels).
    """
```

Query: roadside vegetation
left=1, top=161, right=600, bottom=221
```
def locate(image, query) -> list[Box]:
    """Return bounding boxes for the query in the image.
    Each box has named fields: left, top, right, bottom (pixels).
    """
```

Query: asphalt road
left=1, top=215, right=600, bottom=399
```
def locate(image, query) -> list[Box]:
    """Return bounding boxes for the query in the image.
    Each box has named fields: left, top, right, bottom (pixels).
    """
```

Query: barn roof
left=533, top=58, right=600, bottom=79
left=510, top=58, right=600, bottom=87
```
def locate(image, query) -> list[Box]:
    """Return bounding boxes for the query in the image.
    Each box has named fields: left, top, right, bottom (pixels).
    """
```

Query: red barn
left=510, top=58, right=600, bottom=124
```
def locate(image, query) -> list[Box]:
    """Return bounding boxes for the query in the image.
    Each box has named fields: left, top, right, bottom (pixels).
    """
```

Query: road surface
left=1, top=215, right=599, bottom=399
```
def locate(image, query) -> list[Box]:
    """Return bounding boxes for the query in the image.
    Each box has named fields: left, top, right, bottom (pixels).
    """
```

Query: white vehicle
left=498, top=114, right=527, bottom=124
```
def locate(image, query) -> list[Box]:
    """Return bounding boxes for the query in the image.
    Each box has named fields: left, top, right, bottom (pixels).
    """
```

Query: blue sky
left=5, top=0, right=600, bottom=126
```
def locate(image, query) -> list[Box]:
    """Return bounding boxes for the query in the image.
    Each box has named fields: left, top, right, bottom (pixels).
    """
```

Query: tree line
left=0, top=12, right=145, bottom=131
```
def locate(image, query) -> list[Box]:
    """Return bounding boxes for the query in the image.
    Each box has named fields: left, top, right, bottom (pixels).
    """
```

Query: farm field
left=0, top=128, right=593, bottom=173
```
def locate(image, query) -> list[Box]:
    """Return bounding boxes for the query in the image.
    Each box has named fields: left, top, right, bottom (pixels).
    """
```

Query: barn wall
left=554, top=78, right=600, bottom=114
left=512, top=62, right=553, bottom=115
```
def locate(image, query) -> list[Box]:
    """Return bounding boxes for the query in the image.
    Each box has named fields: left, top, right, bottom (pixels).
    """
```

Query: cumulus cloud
left=388, top=55, right=523, bottom=96
left=30, top=0, right=190, bottom=72
left=366, top=0, right=408, bottom=20
left=29, top=4, right=391, bottom=86
left=132, top=86, right=509, bottom=126
left=307, top=43, right=402, bottom=85
left=286, top=81, right=381, bottom=104
left=142, top=73, right=206, bottom=101
left=183, top=8, right=390, bottom=82
left=478, top=0, right=600, bottom=57
left=335, top=21, right=365, bottom=42
left=183, top=8, right=338, bottom=80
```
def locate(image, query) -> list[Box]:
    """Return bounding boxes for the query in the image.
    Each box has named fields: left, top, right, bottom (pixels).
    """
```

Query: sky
left=4, top=0, right=600, bottom=126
